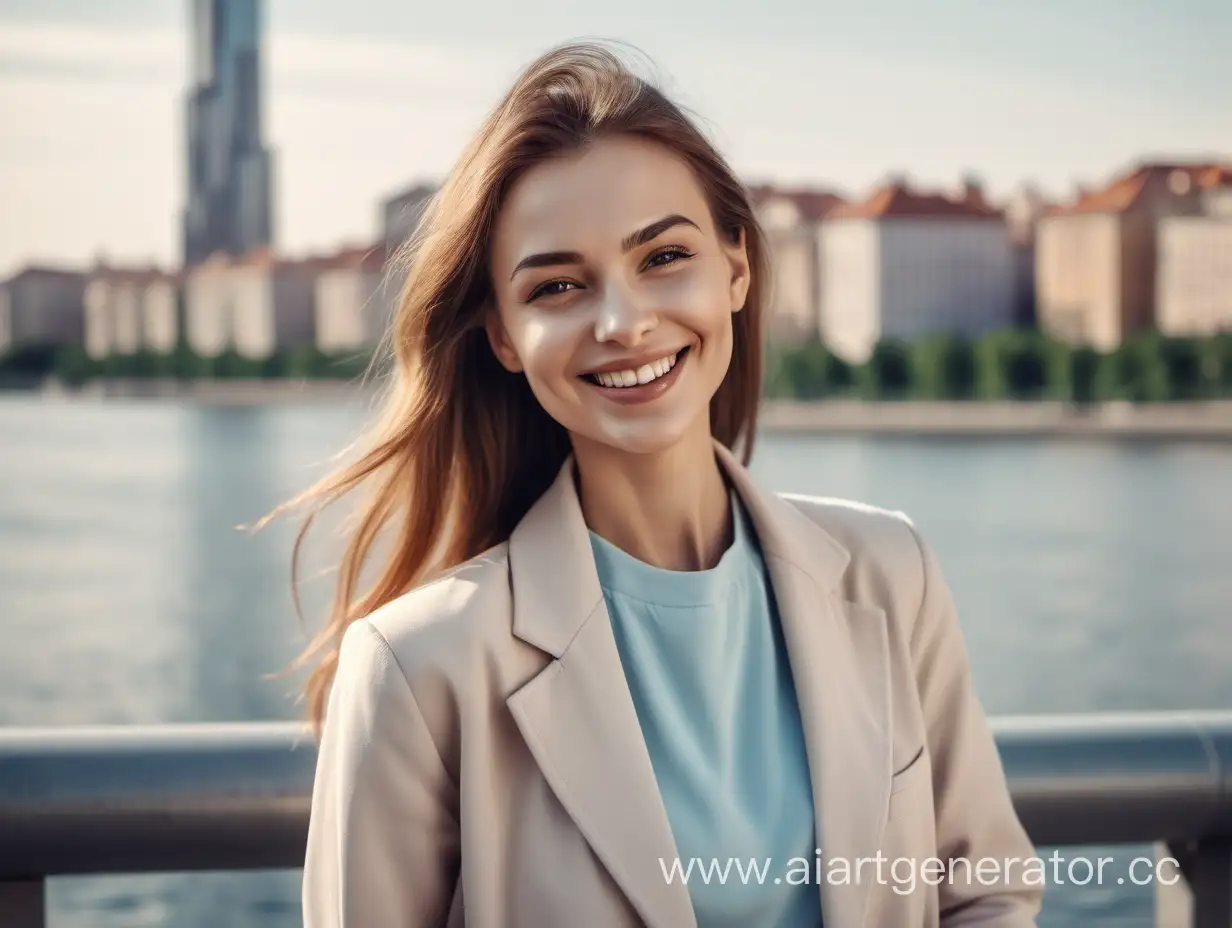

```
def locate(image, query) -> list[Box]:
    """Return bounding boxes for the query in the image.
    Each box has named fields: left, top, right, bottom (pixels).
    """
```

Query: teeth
left=590, top=350, right=679, bottom=388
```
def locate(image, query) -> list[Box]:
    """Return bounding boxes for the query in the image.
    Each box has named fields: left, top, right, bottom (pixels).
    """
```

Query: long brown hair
left=273, top=41, right=772, bottom=734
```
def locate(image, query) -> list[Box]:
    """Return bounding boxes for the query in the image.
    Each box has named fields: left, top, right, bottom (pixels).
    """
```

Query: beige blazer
left=302, top=441, right=1042, bottom=927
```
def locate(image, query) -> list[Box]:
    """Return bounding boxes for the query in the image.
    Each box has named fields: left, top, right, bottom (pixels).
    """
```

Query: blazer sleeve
left=904, top=521, right=1043, bottom=926
left=302, top=618, right=461, bottom=927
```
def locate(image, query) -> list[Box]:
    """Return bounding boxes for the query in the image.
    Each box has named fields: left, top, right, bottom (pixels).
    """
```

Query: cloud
left=0, top=22, right=181, bottom=74
left=0, top=20, right=519, bottom=104
left=1, top=18, right=1225, bottom=274
left=0, top=21, right=512, bottom=271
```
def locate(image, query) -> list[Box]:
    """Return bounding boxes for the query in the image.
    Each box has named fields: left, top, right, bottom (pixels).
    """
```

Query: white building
left=314, top=244, right=404, bottom=352
left=748, top=185, right=845, bottom=345
left=0, top=266, right=87, bottom=352
left=1157, top=183, right=1232, bottom=337
left=1035, top=162, right=1227, bottom=350
left=185, top=248, right=317, bottom=359
left=819, top=179, right=1015, bottom=363
left=84, top=265, right=181, bottom=358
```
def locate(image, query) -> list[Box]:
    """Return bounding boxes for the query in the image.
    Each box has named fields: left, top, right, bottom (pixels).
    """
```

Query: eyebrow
left=509, top=214, right=700, bottom=281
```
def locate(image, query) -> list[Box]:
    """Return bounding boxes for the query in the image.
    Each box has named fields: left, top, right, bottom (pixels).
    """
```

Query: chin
left=572, top=410, right=707, bottom=458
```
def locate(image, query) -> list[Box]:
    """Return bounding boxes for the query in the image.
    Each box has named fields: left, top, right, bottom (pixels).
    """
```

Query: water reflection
left=175, top=405, right=309, bottom=723
left=2, top=400, right=1229, bottom=928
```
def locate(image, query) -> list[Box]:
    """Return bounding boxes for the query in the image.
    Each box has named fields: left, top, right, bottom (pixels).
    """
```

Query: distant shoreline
left=6, top=379, right=1232, bottom=441
left=758, top=399, right=1232, bottom=441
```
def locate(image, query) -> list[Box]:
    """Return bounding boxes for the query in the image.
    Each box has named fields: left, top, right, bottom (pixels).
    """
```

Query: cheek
left=508, top=314, right=583, bottom=383
left=655, top=264, right=732, bottom=328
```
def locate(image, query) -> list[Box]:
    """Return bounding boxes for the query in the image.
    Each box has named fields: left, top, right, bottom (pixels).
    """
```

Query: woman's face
left=486, top=134, right=750, bottom=456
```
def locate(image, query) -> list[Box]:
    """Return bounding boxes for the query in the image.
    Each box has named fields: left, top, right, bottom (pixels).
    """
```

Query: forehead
left=492, top=135, right=713, bottom=260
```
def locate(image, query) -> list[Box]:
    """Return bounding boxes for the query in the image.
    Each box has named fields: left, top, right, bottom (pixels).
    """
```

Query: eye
left=645, top=246, right=694, bottom=269
left=526, top=279, right=579, bottom=302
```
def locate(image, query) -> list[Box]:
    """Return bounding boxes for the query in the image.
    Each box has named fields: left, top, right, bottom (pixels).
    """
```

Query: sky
left=0, top=0, right=1228, bottom=276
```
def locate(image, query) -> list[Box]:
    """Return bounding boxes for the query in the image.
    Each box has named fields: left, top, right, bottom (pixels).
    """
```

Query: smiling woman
left=280, top=40, right=1042, bottom=928
left=486, top=138, right=750, bottom=462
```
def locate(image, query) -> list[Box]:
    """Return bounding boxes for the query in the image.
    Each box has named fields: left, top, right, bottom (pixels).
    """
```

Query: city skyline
left=0, top=0, right=1228, bottom=275
left=182, top=0, right=274, bottom=265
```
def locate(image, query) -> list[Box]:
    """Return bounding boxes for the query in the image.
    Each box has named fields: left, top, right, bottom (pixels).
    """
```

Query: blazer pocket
left=889, top=744, right=927, bottom=795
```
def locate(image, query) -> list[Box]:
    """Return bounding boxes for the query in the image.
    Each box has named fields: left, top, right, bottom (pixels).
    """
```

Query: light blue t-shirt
left=589, top=494, right=822, bottom=928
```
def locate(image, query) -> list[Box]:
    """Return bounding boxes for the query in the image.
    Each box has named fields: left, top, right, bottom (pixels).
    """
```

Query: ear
left=483, top=303, right=523, bottom=372
left=725, top=226, right=751, bottom=313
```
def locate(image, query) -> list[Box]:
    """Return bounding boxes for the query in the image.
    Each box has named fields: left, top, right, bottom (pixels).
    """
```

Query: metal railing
left=1, top=711, right=1230, bottom=927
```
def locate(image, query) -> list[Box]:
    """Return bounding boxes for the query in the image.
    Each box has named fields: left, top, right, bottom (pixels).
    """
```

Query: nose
left=592, top=282, right=657, bottom=346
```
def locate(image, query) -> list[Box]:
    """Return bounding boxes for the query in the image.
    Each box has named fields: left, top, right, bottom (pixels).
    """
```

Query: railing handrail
left=1, top=710, right=1231, bottom=879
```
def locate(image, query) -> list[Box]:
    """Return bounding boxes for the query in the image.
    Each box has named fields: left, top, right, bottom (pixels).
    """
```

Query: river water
left=2, top=396, right=1230, bottom=927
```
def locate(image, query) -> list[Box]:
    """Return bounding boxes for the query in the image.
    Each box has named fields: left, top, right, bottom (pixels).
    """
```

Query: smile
left=579, top=346, right=691, bottom=405
left=582, top=349, right=683, bottom=388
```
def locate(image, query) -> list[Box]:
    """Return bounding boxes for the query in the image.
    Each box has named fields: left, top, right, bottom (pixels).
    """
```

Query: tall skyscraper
left=182, top=0, right=274, bottom=266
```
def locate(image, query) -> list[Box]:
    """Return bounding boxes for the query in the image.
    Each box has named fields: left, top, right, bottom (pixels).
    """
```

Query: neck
left=571, top=419, right=732, bottom=572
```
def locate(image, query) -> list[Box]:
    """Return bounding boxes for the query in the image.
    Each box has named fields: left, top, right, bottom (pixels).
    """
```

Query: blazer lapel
left=505, top=456, right=697, bottom=928
left=717, top=443, right=892, bottom=928
left=504, top=444, right=893, bottom=928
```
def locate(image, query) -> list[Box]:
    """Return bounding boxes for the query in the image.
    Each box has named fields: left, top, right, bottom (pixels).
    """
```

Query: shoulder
left=366, top=541, right=530, bottom=674
left=777, top=492, right=933, bottom=615
left=336, top=540, right=541, bottom=709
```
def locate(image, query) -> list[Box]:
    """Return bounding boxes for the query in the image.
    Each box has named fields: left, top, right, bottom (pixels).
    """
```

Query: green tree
left=52, top=345, right=99, bottom=387
left=0, top=343, right=59, bottom=380
left=262, top=349, right=289, bottom=379
left=788, top=338, right=832, bottom=399
left=1107, top=334, right=1170, bottom=402
left=167, top=342, right=191, bottom=380
left=762, top=337, right=850, bottom=399
left=973, top=332, right=1009, bottom=400
left=172, top=342, right=213, bottom=380
left=100, top=353, right=132, bottom=378
left=213, top=348, right=263, bottom=379
left=911, top=336, right=976, bottom=400
left=1068, top=346, right=1102, bottom=406
left=276, top=344, right=326, bottom=379
left=1040, top=337, right=1073, bottom=401
left=857, top=339, right=912, bottom=399
left=1002, top=332, right=1050, bottom=400
left=128, top=350, right=163, bottom=379
left=318, top=348, right=375, bottom=382
left=148, top=350, right=177, bottom=378
left=1199, top=330, right=1232, bottom=398
left=972, top=330, right=1056, bottom=401
left=1158, top=336, right=1206, bottom=400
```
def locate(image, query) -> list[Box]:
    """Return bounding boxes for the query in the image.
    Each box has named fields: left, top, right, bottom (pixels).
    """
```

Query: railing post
left=0, top=879, right=46, bottom=928
left=1190, top=840, right=1231, bottom=928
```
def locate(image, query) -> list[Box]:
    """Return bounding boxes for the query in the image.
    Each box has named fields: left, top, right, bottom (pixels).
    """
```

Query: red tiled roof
left=1046, top=161, right=1232, bottom=216
left=747, top=184, right=846, bottom=221
left=828, top=180, right=1001, bottom=220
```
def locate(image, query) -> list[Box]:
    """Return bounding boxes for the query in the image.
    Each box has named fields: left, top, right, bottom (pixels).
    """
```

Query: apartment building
left=185, top=248, right=316, bottom=359
left=1004, top=184, right=1051, bottom=327
left=0, top=265, right=87, bottom=352
left=314, top=243, right=404, bottom=352
left=381, top=182, right=437, bottom=250
left=819, top=178, right=1015, bottom=363
left=1157, top=181, right=1232, bottom=337
left=1035, top=161, right=1227, bottom=350
left=749, top=184, right=845, bottom=345
left=84, top=264, right=182, bottom=358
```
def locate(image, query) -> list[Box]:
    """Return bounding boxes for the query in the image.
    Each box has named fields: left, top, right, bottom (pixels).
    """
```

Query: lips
left=581, top=348, right=684, bottom=388
left=577, top=346, right=691, bottom=406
